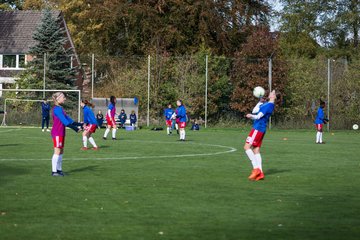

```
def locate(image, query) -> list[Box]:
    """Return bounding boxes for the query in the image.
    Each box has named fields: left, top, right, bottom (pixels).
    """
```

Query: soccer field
left=0, top=127, right=359, bottom=240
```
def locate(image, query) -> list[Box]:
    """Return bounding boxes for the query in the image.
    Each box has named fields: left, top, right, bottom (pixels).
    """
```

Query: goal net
left=0, top=89, right=81, bottom=127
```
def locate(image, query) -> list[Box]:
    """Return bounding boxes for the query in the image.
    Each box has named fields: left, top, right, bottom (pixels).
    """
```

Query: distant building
left=0, top=10, right=82, bottom=91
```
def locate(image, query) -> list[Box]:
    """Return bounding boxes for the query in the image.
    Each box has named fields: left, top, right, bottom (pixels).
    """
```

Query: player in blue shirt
left=164, top=104, right=174, bottom=135
left=41, top=99, right=51, bottom=132
left=81, top=100, right=98, bottom=150
left=175, top=100, right=187, bottom=141
left=314, top=99, right=328, bottom=144
left=244, top=90, right=277, bottom=181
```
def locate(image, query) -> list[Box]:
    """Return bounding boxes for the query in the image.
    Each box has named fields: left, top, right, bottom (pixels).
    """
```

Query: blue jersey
left=83, top=106, right=97, bottom=125
left=164, top=108, right=174, bottom=120
left=176, top=105, right=187, bottom=123
left=253, top=102, right=275, bottom=133
left=314, top=107, right=325, bottom=124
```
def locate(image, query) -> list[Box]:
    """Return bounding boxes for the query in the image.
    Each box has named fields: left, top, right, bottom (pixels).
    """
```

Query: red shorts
left=106, top=116, right=116, bottom=127
left=166, top=120, right=172, bottom=127
left=85, top=124, right=97, bottom=133
left=53, top=136, right=65, bottom=149
left=315, top=124, right=323, bottom=132
left=246, top=129, right=265, bottom=148
left=179, top=122, right=186, bottom=128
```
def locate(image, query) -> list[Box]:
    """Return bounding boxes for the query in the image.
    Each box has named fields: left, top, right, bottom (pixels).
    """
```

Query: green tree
left=17, top=9, right=76, bottom=93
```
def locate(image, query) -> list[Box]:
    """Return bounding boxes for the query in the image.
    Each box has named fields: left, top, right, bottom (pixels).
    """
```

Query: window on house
left=2, top=55, right=16, bottom=68
left=19, top=55, right=25, bottom=68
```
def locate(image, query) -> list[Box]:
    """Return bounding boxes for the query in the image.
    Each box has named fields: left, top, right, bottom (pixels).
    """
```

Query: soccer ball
left=253, top=86, right=265, bottom=98
left=353, top=124, right=359, bottom=130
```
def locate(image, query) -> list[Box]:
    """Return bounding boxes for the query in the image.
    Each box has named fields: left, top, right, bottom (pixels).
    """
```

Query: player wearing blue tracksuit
left=176, top=100, right=187, bottom=141
left=164, top=104, right=174, bottom=135
left=130, top=111, right=137, bottom=126
left=244, top=90, right=277, bottom=181
left=314, top=100, right=327, bottom=144
left=41, top=100, right=51, bottom=132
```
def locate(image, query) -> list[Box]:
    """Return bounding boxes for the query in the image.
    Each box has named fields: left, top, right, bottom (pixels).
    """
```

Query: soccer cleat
left=42, top=129, right=45, bottom=132
left=51, top=172, right=63, bottom=177
left=103, top=137, right=107, bottom=140
left=92, top=147, right=99, bottom=150
left=46, top=129, right=50, bottom=132
left=112, top=138, right=117, bottom=140
left=255, top=172, right=265, bottom=181
left=81, top=147, right=88, bottom=150
left=57, top=170, right=65, bottom=176
left=248, top=168, right=261, bottom=180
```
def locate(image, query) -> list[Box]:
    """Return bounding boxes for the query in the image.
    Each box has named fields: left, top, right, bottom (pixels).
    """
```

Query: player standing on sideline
left=41, top=99, right=51, bottom=132
left=164, top=104, right=174, bottom=135
left=244, top=90, right=277, bottom=181
left=176, top=100, right=187, bottom=141
left=103, top=96, right=117, bottom=140
left=81, top=100, right=98, bottom=150
left=314, top=99, right=328, bottom=144
left=51, top=92, right=83, bottom=177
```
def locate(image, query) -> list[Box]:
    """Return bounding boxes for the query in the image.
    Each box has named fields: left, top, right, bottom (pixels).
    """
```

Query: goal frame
left=0, top=89, right=81, bottom=126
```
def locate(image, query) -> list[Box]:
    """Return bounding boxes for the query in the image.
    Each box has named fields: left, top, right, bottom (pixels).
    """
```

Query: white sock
left=183, top=130, right=186, bottom=140
left=51, top=154, right=59, bottom=172
left=57, top=154, right=63, bottom=171
left=175, top=124, right=179, bottom=130
left=245, top=149, right=257, bottom=169
left=104, top=128, right=110, bottom=138
left=89, top=137, right=97, bottom=148
left=112, top=128, right=117, bottom=138
left=255, top=153, right=262, bottom=172
left=83, top=136, right=88, bottom=148
left=180, top=129, right=185, bottom=139
left=320, top=132, right=323, bottom=143
left=316, top=132, right=320, bottom=143
left=167, top=127, right=170, bottom=135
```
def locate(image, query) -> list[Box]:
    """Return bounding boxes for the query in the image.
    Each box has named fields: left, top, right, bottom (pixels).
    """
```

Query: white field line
left=0, top=141, right=237, bottom=161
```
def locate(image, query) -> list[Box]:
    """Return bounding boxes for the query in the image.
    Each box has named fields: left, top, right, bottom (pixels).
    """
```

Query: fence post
left=91, top=53, right=95, bottom=99
left=147, top=55, right=151, bottom=127
left=268, top=57, right=272, bottom=129
left=43, top=53, right=46, bottom=98
left=327, top=59, right=331, bottom=132
left=205, top=55, right=208, bottom=128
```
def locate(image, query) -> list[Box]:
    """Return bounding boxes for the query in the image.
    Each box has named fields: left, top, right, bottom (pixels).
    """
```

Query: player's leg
left=82, top=130, right=89, bottom=150
left=41, top=117, right=45, bottom=131
left=57, top=148, right=64, bottom=176
left=244, top=129, right=261, bottom=180
left=103, top=125, right=111, bottom=139
left=111, top=121, right=117, bottom=140
left=51, top=136, right=64, bottom=176
left=87, top=125, right=98, bottom=149
left=45, top=116, right=50, bottom=131
left=253, top=147, right=264, bottom=181
left=179, top=122, right=186, bottom=140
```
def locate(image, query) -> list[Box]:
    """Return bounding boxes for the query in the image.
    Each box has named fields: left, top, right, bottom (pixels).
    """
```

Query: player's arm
left=246, top=112, right=265, bottom=120
left=252, top=102, right=263, bottom=114
left=54, top=107, right=82, bottom=132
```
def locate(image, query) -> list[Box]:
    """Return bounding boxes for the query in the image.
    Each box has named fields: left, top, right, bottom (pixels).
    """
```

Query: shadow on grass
left=0, top=163, right=28, bottom=185
left=0, top=144, right=20, bottom=147
left=265, top=168, right=290, bottom=175
left=66, top=165, right=99, bottom=174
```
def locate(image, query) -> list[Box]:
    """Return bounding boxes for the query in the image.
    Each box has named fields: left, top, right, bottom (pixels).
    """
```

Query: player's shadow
left=66, top=165, right=99, bottom=174
left=0, top=144, right=20, bottom=147
left=265, top=168, right=290, bottom=175
left=0, top=163, right=28, bottom=185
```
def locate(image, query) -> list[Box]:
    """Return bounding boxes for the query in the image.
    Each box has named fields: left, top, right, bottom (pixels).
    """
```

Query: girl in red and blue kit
left=50, top=92, right=83, bottom=177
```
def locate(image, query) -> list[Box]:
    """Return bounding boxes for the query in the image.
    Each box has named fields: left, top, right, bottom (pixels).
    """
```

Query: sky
left=268, top=0, right=284, bottom=31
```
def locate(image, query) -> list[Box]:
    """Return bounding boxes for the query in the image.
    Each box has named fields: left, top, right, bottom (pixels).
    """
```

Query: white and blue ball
left=353, top=124, right=359, bottom=130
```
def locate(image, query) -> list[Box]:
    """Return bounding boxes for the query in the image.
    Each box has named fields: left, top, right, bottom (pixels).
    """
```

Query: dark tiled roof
left=0, top=10, right=61, bottom=54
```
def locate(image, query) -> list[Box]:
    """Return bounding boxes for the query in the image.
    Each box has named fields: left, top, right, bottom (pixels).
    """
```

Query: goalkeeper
left=50, top=92, right=83, bottom=177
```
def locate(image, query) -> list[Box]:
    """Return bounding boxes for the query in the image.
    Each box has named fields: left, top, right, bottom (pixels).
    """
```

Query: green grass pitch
left=0, top=127, right=359, bottom=240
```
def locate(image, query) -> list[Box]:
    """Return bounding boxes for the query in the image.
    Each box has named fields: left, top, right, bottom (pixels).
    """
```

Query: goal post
left=0, top=89, right=81, bottom=127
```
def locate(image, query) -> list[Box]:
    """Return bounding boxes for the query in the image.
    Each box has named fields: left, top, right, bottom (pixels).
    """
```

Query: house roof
left=0, top=10, right=61, bottom=54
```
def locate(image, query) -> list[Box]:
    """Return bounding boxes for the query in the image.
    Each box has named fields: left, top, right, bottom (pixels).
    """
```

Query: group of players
left=47, top=89, right=327, bottom=181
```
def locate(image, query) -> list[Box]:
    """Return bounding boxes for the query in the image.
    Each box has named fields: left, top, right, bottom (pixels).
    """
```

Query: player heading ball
left=244, top=90, right=277, bottom=181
